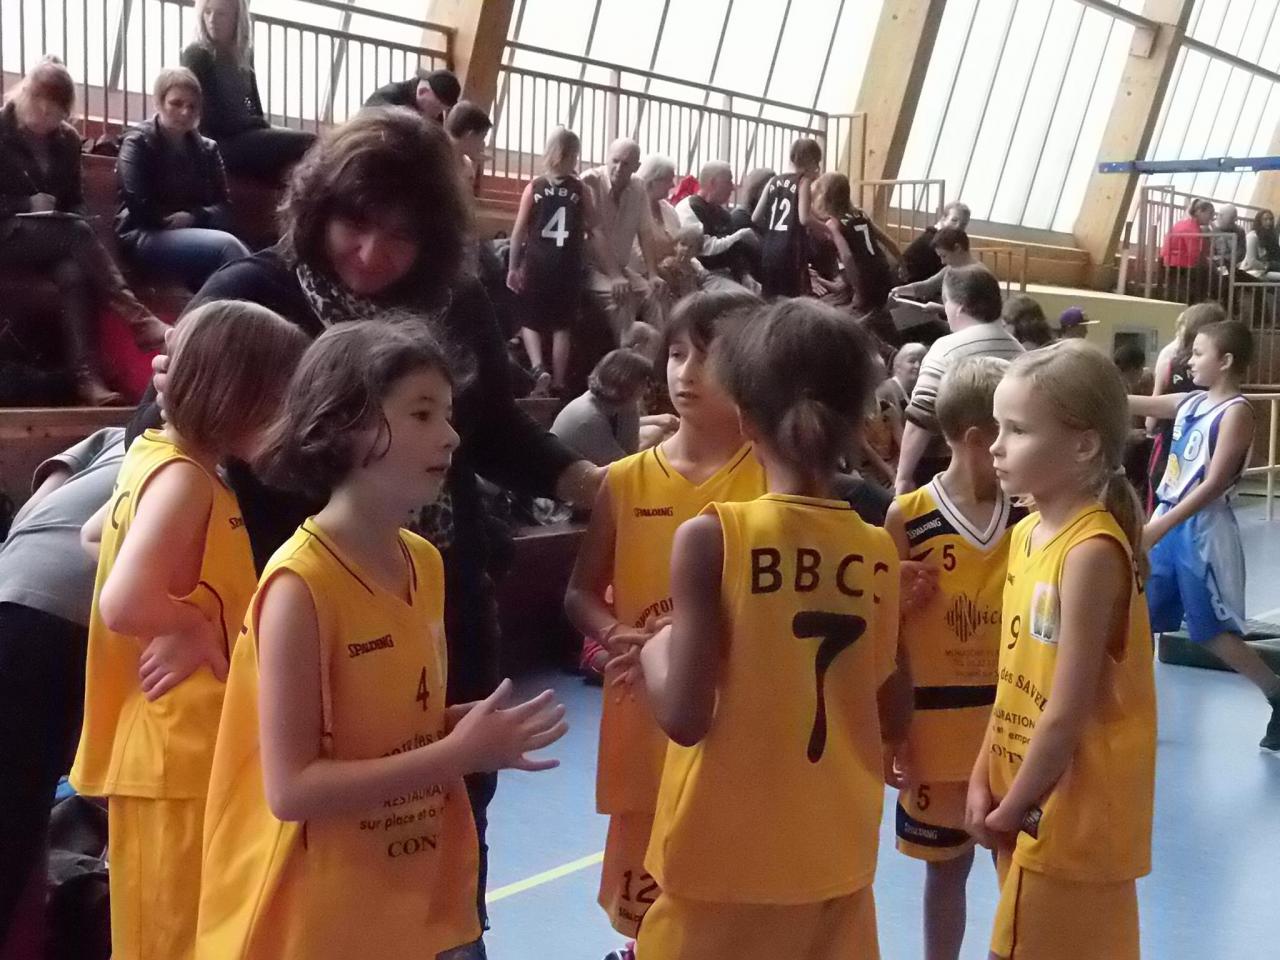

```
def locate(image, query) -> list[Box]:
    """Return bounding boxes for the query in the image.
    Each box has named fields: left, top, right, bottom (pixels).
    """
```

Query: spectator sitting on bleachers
left=1243, top=209, right=1280, bottom=280
left=675, top=160, right=760, bottom=283
left=182, top=0, right=316, bottom=183
left=0, top=58, right=166, bottom=406
left=900, top=200, right=970, bottom=283
left=445, top=100, right=492, bottom=184
left=365, top=67, right=460, bottom=125
left=1211, top=203, right=1248, bottom=275
left=0, top=427, right=127, bottom=950
left=729, top=167, right=775, bottom=232
left=1160, top=197, right=1213, bottom=302
left=550, top=348, right=653, bottom=466
left=115, top=67, right=250, bottom=293
left=581, top=138, right=667, bottom=340
left=634, top=155, right=748, bottom=302
left=1001, top=292, right=1055, bottom=348
left=889, top=226, right=975, bottom=307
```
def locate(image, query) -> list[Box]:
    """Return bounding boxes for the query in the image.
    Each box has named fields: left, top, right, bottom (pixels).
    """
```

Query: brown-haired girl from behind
left=632, top=298, right=907, bottom=959
left=196, top=318, right=568, bottom=960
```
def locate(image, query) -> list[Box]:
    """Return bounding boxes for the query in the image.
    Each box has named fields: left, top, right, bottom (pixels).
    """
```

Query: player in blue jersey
left=1129, top=321, right=1280, bottom=750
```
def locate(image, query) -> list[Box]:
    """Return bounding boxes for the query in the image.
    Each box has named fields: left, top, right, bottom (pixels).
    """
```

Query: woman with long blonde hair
left=181, top=0, right=315, bottom=182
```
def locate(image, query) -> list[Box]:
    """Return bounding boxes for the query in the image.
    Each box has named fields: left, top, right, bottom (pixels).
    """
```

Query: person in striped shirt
left=895, top=265, right=1024, bottom=494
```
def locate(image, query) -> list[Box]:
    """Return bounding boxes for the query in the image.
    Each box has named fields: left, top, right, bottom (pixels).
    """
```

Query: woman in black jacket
left=115, top=67, right=250, bottom=292
left=130, top=108, right=602, bottom=940
left=181, top=0, right=316, bottom=182
left=0, top=58, right=166, bottom=405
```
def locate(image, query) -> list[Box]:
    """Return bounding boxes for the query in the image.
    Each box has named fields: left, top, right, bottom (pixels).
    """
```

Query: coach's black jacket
left=127, top=246, right=578, bottom=705
left=114, top=117, right=234, bottom=247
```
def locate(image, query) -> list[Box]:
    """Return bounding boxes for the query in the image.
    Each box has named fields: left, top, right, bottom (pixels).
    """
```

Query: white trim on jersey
left=928, top=476, right=1013, bottom=552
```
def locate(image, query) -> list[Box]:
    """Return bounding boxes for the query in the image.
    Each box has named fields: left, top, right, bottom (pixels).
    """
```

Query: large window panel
left=1144, top=0, right=1280, bottom=210
left=897, top=0, right=1134, bottom=232
left=817, top=0, right=880, bottom=114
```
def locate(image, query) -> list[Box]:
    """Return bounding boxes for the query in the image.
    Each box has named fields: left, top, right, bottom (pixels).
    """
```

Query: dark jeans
left=217, top=126, right=317, bottom=183
left=0, top=604, right=89, bottom=946
left=465, top=771, right=498, bottom=932
left=128, top=227, right=250, bottom=293
left=0, top=217, right=139, bottom=372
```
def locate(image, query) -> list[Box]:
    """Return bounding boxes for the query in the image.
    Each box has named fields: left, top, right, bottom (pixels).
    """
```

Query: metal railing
left=489, top=42, right=864, bottom=187
left=0, top=0, right=452, bottom=136
left=973, top=246, right=1030, bottom=294
left=853, top=179, right=945, bottom=253
left=1241, top=393, right=1280, bottom=521
left=1130, top=185, right=1258, bottom=303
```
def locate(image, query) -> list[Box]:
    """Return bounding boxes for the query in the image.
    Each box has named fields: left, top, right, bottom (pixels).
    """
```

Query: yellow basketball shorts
left=895, top=781, right=976, bottom=862
left=990, top=852, right=1139, bottom=960
left=636, top=885, right=879, bottom=960
left=599, top=812, right=660, bottom=937
left=108, top=796, right=205, bottom=960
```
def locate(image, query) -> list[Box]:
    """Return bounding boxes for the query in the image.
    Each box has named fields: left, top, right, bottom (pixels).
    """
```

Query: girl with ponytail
left=630, top=299, right=907, bottom=959
left=969, top=339, right=1157, bottom=960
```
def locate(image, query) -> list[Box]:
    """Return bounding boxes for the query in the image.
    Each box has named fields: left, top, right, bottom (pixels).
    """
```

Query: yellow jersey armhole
left=1062, top=527, right=1135, bottom=664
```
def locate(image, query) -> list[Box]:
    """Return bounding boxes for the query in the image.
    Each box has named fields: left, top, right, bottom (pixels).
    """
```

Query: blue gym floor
left=483, top=501, right=1280, bottom=960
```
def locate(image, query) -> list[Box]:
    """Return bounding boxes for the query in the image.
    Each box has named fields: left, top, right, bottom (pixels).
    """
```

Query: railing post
left=1269, top=396, right=1277, bottom=522
left=606, top=68, right=621, bottom=146
left=718, top=92, right=732, bottom=169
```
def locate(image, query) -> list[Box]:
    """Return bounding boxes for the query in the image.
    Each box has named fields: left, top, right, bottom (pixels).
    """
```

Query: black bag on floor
left=45, top=795, right=110, bottom=960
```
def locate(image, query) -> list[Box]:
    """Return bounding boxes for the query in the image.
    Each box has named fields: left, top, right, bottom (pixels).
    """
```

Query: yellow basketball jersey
left=646, top=494, right=900, bottom=904
left=197, top=521, right=479, bottom=960
left=989, top=505, right=1156, bottom=883
left=71, top=430, right=255, bottom=800
left=897, top=479, right=1019, bottom=783
left=597, top=443, right=765, bottom=815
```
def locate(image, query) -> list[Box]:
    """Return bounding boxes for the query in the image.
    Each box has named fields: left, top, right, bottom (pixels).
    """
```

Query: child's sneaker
left=1261, top=697, right=1280, bottom=751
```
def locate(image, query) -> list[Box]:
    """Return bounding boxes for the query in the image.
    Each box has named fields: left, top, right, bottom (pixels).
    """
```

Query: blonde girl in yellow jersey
left=71, top=301, right=309, bottom=960
left=195, top=320, right=568, bottom=960
left=633, top=299, right=908, bottom=960
left=565, top=290, right=765, bottom=958
left=970, top=340, right=1157, bottom=960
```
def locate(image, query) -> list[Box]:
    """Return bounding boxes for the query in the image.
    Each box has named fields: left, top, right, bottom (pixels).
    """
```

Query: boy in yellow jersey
left=971, top=341, right=1156, bottom=960
left=70, top=303, right=308, bottom=960
left=565, top=290, right=766, bottom=959
left=197, top=322, right=567, bottom=960
left=886, top=357, right=1019, bottom=960
left=633, top=299, right=907, bottom=960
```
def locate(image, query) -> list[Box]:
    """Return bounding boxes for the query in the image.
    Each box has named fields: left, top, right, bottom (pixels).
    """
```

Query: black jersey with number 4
left=527, top=174, right=585, bottom=287
left=760, top=172, right=808, bottom=297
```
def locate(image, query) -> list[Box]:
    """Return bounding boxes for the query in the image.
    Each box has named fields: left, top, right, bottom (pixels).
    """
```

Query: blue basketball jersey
left=1155, top=391, right=1251, bottom=506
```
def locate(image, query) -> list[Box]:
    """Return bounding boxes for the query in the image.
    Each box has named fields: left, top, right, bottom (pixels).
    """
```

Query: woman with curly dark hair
left=129, top=107, right=602, bottom=941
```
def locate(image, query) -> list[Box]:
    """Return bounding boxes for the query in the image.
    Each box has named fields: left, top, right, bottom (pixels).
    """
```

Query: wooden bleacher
left=0, top=398, right=586, bottom=676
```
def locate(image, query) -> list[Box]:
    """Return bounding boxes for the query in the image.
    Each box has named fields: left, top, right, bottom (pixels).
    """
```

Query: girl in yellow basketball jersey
left=565, top=290, right=765, bottom=959
left=71, top=301, right=309, bottom=960
left=633, top=299, right=907, bottom=960
left=970, top=340, right=1157, bottom=960
left=196, top=320, right=568, bottom=960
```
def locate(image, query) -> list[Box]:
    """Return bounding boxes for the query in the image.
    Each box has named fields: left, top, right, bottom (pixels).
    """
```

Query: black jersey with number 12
left=760, top=172, right=808, bottom=297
